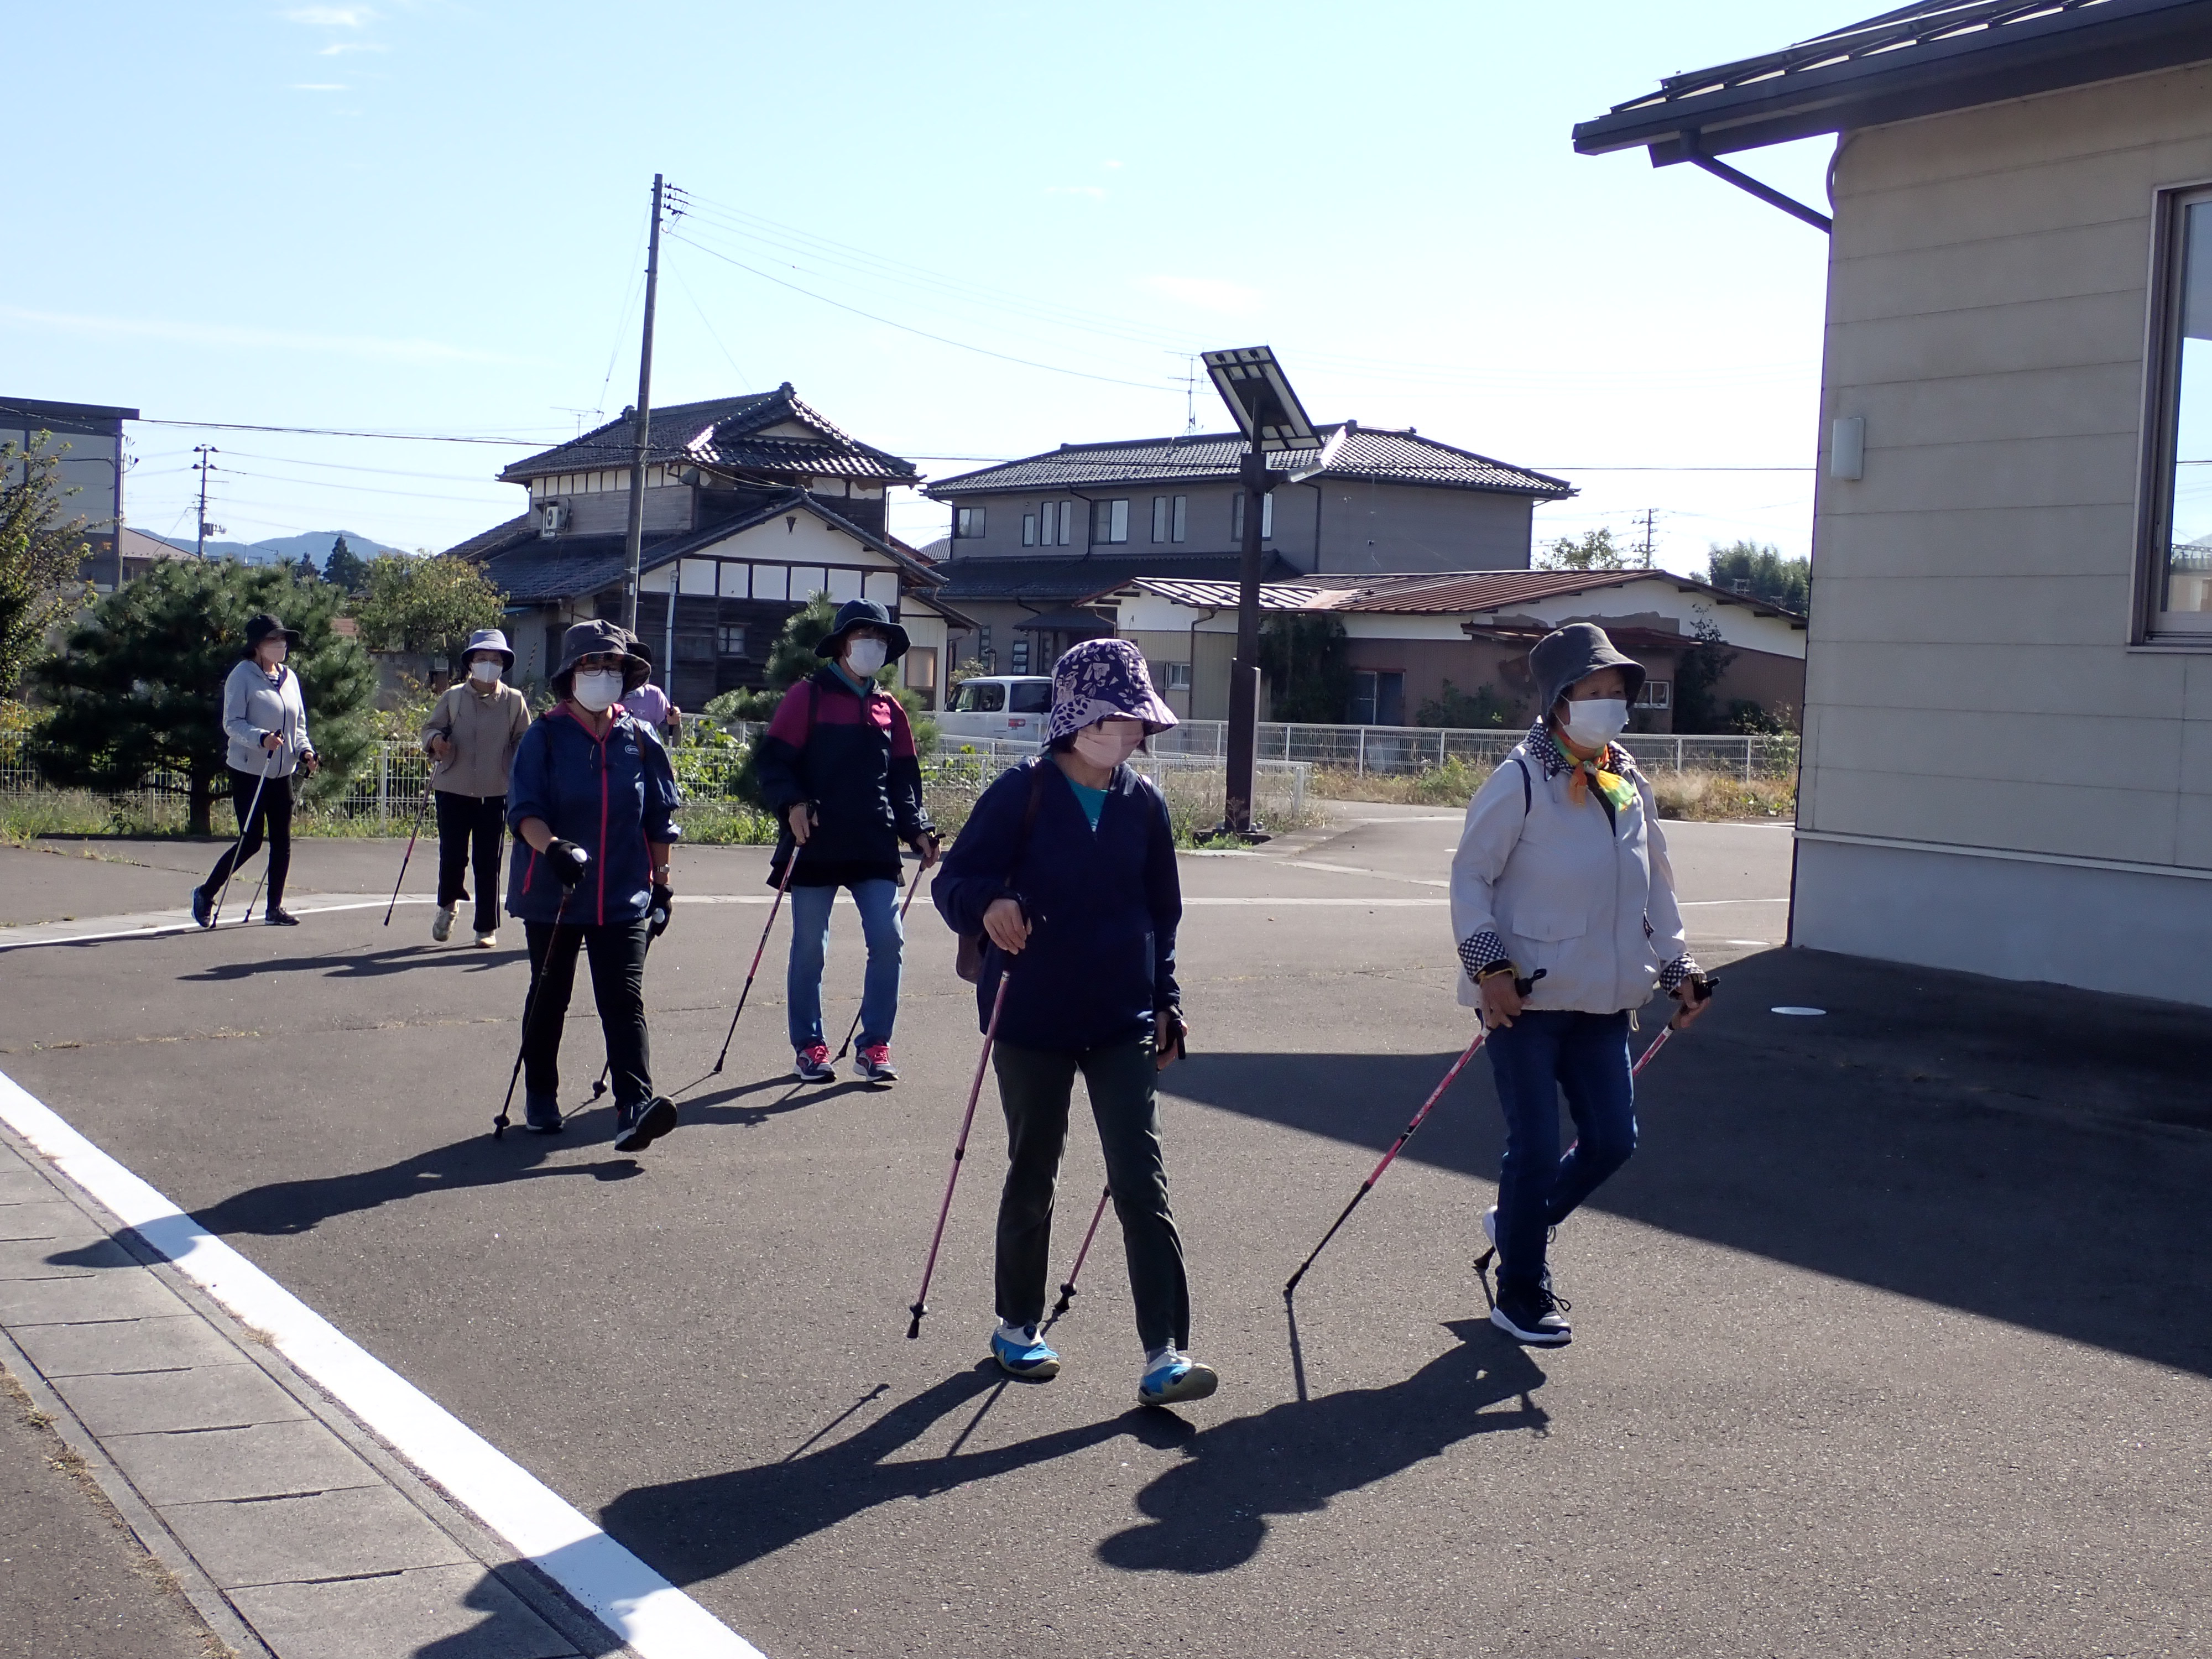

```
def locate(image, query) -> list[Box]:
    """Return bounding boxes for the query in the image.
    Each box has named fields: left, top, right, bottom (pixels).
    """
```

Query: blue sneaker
left=190, top=885, right=213, bottom=929
left=990, top=1323, right=1060, bottom=1380
left=1139, top=1348, right=1218, bottom=1407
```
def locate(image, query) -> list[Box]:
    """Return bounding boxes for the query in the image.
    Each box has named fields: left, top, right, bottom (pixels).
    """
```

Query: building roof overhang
left=1575, top=0, right=2212, bottom=164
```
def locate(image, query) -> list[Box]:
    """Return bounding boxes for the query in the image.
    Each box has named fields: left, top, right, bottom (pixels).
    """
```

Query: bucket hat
left=241, top=613, right=302, bottom=659
left=551, top=619, right=652, bottom=691
left=1045, top=637, right=1178, bottom=745
left=1529, top=622, right=1645, bottom=718
left=816, top=597, right=910, bottom=661
left=461, top=627, right=514, bottom=671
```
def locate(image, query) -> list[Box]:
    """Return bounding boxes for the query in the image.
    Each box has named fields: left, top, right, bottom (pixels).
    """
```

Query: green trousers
left=992, top=1035, right=1190, bottom=1353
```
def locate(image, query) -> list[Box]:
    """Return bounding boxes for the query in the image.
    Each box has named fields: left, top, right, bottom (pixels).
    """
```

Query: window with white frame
left=955, top=506, right=986, bottom=539
left=1162, top=661, right=1192, bottom=692
left=1022, top=510, right=1037, bottom=546
left=1011, top=637, right=1031, bottom=673
left=1229, top=490, right=1275, bottom=541
left=1151, top=496, right=1170, bottom=543
left=2148, top=184, right=2212, bottom=630
left=1634, top=679, right=1671, bottom=710
left=1094, top=498, right=1129, bottom=544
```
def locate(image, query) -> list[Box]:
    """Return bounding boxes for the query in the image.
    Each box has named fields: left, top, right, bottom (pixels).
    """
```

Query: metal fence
left=1146, top=719, right=1797, bottom=781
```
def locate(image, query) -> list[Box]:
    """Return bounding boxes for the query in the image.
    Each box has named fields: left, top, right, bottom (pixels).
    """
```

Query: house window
left=1152, top=497, right=1170, bottom=542
left=717, top=624, right=749, bottom=658
left=1093, top=498, right=1129, bottom=544
left=1635, top=679, right=1671, bottom=709
left=1044, top=500, right=1072, bottom=545
left=1011, top=638, right=1031, bottom=674
left=955, top=506, right=987, bottom=539
left=1229, top=491, right=1275, bottom=542
left=2149, top=185, right=2212, bottom=629
left=1348, top=669, right=1405, bottom=726
left=1162, top=661, right=1193, bottom=692
left=1022, top=511, right=1037, bottom=546
left=1172, top=494, right=1186, bottom=542
left=977, top=624, right=993, bottom=668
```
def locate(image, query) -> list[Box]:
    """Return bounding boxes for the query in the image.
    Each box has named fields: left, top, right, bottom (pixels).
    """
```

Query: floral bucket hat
left=1045, top=638, right=1178, bottom=745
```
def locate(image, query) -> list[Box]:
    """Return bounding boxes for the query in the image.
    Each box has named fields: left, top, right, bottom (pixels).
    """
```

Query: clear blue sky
left=7, top=1, right=1853, bottom=571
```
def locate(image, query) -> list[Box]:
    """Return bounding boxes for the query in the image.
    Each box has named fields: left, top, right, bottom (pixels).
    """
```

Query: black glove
left=1156, top=1004, right=1188, bottom=1064
left=649, top=883, right=674, bottom=938
left=546, top=839, right=589, bottom=889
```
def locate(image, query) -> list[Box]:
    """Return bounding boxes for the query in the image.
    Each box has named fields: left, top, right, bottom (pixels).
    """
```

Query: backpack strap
left=1512, top=754, right=1531, bottom=813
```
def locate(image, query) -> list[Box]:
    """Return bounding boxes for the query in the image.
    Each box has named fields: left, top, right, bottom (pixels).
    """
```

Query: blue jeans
left=1485, top=1009, right=1637, bottom=1297
left=786, top=879, right=904, bottom=1051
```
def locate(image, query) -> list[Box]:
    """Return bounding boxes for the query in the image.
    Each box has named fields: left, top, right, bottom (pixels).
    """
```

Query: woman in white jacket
left=192, top=613, right=318, bottom=927
left=1449, top=623, right=1714, bottom=1348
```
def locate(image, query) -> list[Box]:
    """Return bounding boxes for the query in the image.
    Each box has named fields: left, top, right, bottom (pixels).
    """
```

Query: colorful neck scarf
left=1547, top=726, right=1635, bottom=813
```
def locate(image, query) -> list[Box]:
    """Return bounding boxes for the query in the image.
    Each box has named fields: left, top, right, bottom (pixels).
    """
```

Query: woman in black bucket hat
left=1448, top=622, right=1715, bottom=1348
left=192, top=614, right=319, bottom=928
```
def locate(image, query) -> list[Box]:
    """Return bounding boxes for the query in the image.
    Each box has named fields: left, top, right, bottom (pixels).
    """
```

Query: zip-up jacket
left=1448, top=727, right=1689, bottom=1015
left=504, top=705, right=681, bottom=926
left=421, top=679, right=530, bottom=799
left=221, top=660, right=312, bottom=775
left=932, top=757, right=1180, bottom=1052
left=754, top=666, right=931, bottom=888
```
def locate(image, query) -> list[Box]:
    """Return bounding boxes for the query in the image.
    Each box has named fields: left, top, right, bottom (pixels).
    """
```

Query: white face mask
left=1072, top=720, right=1144, bottom=769
left=469, top=660, right=502, bottom=685
left=843, top=637, right=889, bottom=677
left=1559, top=697, right=1629, bottom=750
left=572, top=669, right=624, bottom=712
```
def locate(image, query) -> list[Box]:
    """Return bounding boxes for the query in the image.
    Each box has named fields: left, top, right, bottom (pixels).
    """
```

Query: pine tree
left=0, top=435, right=92, bottom=694
left=323, top=534, right=368, bottom=593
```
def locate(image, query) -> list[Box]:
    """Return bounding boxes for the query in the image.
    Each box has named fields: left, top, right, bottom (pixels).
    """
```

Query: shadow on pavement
left=1171, top=948, right=2212, bottom=1380
left=176, top=945, right=524, bottom=983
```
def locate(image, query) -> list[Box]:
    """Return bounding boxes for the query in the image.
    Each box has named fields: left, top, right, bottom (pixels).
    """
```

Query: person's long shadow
left=1098, top=1320, right=1547, bottom=1574
left=176, top=943, right=525, bottom=983
left=598, top=1322, right=1547, bottom=1588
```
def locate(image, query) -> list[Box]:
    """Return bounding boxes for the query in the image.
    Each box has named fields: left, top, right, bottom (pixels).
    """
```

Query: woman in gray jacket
left=192, top=613, right=318, bottom=927
left=1449, top=623, right=1713, bottom=1348
left=421, top=628, right=530, bottom=947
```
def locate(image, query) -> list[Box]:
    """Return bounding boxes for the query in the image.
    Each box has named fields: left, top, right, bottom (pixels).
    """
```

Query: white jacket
left=1449, top=732, right=1689, bottom=1015
left=222, top=660, right=313, bottom=776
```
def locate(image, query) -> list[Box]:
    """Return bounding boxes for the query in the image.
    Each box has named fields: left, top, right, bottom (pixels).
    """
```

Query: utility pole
left=620, top=173, right=669, bottom=639
left=191, top=446, right=222, bottom=558
left=1637, top=506, right=1658, bottom=567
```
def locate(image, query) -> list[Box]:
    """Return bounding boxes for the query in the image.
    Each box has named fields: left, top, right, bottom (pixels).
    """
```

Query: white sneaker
left=474, top=930, right=498, bottom=948
left=431, top=906, right=455, bottom=942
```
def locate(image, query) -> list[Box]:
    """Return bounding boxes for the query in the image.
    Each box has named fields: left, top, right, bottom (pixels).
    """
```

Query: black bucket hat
left=816, top=597, right=909, bottom=661
left=551, top=619, right=652, bottom=692
left=241, top=613, right=302, bottom=659
left=1530, top=622, right=1646, bottom=718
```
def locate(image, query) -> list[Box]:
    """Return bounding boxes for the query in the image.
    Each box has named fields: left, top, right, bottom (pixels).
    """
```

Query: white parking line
left=0, top=896, right=438, bottom=952
left=0, top=1070, right=764, bottom=1659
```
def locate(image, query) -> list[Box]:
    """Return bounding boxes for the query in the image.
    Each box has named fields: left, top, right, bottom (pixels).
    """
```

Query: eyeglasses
left=573, top=653, right=625, bottom=671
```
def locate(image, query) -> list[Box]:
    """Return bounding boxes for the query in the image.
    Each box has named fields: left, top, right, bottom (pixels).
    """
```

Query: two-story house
left=924, top=422, right=1572, bottom=675
left=445, top=384, right=971, bottom=708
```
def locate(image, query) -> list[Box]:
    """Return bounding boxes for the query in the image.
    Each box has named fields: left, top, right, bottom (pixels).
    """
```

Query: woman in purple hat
left=931, top=638, right=1213, bottom=1408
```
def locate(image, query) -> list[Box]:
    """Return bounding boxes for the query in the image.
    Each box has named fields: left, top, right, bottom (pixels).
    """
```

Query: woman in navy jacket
left=504, top=621, right=682, bottom=1152
left=931, top=639, right=1212, bottom=1407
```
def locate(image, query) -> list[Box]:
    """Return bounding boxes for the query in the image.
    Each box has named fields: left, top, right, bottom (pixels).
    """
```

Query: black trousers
left=521, top=920, right=653, bottom=1111
left=204, top=765, right=294, bottom=908
left=992, top=1036, right=1190, bottom=1352
left=434, top=791, right=506, bottom=935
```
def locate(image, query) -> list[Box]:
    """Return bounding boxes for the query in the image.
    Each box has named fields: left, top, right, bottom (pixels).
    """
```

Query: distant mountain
left=142, top=530, right=411, bottom=569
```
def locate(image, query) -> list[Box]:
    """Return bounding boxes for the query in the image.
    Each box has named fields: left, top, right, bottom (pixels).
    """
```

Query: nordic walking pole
left=1284, top=969, right=1544, bottom=1300
left=1047, top=1185, right=1112, bottom=1322
left=829, top=864, right=928, bottom=1065
left=711, top=853, right=799, bottom=1075
left=907, top=965, right=1012, bottom=1339
left=383, top=787, right=434, bottom=926
left=210, top=745, right=279, bottom=927
left=1630, top=974, right=1720, bottom=1079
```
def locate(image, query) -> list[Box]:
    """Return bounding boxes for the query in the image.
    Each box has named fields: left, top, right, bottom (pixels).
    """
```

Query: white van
left=937, top=676, right=1054, bottom=743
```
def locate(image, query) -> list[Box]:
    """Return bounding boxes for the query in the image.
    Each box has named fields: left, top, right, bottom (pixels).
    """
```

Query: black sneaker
left=1490, top=1284, right=1572, bottom=1347
left=613, top=1095, right=677, bottom=1153
left=190, top=886, right=213, bottom=929
left=264, top=906, right=300, bottom=926
left=523, top=1092, right=564, bottom=1135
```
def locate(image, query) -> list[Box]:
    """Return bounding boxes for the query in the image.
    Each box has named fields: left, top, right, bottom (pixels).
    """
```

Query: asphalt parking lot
left=1, top=809, right=2206, bottom=1659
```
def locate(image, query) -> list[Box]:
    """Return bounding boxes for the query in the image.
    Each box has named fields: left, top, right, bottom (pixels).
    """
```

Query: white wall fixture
left=1829, top=416, right=1865, bottom=480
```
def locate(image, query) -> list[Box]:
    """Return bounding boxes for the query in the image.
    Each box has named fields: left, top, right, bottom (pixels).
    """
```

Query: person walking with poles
left=754, top=598, right=937, bottom=1087
left=503, top=621, right=682, bottom=1151
left=1451, top=622, right=1714, bottom=1349
left=422, top=628, right=530, bottom=948
left=930, top=639, right=1211, bottom=1407
left=192, top=613, right=318, bottom=928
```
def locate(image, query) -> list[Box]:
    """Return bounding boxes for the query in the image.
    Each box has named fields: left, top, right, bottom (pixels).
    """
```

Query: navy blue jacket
left=504, top=704, right=681, bottom=926
left=754, top=666, right=931, bottom=889
left=932, top=757, right=1181, bottom=1052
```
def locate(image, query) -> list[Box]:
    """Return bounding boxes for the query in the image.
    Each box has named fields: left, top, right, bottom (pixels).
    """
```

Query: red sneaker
left=793, top=1044, right=833, bottom=1083
left=855, top=1043, right=899, bottom=1086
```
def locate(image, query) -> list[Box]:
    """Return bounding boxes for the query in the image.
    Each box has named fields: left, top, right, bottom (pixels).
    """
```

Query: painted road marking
left=0, top=1071, right=764, bottom=1659
left=0, top=896, right=438, bottom=952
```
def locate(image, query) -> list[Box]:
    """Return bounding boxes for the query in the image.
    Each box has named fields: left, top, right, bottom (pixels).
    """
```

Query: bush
left=1415, top=680, right=1521, bottom=731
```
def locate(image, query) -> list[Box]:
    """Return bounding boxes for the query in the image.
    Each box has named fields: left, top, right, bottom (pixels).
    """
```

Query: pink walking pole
left=710, top=854, right=798, bottom=1074
left=906, top=968, right=1011, bottom=1339
left=1048, top=1185, right=1113, bottom=1322
left=1631, top=1026, right=1672, bottom=1077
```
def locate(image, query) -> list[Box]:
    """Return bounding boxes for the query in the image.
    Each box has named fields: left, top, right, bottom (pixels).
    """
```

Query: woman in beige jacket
left=421, top=628, right=531, bottom=946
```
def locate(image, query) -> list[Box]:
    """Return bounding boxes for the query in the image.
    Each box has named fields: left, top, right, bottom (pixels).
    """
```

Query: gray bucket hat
left=1530, top=622, right=1646, bottom=718
left=551, top=619, right=652, bottom=691
left=461, top=627, right=514, bottom=671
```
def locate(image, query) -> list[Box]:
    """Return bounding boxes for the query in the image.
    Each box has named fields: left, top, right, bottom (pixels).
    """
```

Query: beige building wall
left=1796, top=60, right=2212, bottom=1001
